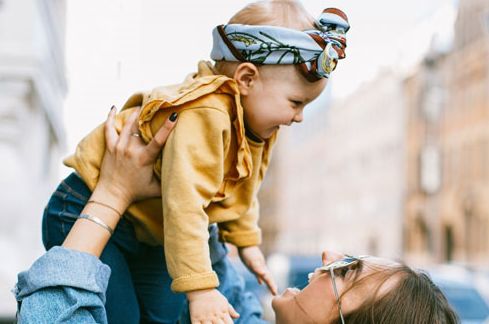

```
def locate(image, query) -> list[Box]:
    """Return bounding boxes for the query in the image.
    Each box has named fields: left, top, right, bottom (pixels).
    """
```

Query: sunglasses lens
left=327, top=257, right=356, bottom=268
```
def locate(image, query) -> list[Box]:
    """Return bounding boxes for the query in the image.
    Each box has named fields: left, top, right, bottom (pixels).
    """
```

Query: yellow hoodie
left=64, top=61, right=277, bottom=292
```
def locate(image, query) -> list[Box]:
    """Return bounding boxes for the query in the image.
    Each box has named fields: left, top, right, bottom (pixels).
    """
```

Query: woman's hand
left=94, top=106, right=177, bottom=213
left=63, top=106, right=177, bottom=257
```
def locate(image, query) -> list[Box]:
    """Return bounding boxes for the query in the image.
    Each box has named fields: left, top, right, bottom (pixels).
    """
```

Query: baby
left=48, top=0, right=350, bottom=322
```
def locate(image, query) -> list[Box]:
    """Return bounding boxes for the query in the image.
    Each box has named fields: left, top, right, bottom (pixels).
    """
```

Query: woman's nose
left=321, top=250, right=345, bottom=265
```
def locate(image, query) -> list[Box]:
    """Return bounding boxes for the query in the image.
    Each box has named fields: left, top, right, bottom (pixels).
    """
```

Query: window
left=444, top=225, right=454, bottom=262
left=420, top=145, right=442, bottom=194
left=485, top=11, right=489, bottom=34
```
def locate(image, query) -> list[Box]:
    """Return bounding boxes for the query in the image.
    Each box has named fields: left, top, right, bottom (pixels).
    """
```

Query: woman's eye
left=290, top=100, right=302, bottom=106
left=338, top=267, right=350, bottom=278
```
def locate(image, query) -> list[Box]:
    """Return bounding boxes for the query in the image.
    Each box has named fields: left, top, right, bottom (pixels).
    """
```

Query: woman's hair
left=334, top=263, right=459, bottom=324
left=215, top=0, right=316, bottom=76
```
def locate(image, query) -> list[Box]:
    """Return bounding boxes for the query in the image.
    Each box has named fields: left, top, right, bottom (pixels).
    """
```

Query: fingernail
left=169, top=112, right=178, bottom=122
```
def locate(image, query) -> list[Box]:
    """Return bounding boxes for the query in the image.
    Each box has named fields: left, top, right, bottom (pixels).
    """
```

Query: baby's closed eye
left=289, top=99, right=303, bottom=107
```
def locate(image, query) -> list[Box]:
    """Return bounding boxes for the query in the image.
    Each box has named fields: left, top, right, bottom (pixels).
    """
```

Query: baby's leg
left=179, top=225, right=268, bottom=324
left=129, top=244, right=186, bottom=323
left=100, top=241, right=141, bottom=323
left=42, top=172, right=141, bottom=323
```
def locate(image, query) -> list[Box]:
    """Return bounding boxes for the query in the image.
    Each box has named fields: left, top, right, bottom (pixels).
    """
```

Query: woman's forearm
left=62, top=186, right=130, bottom=257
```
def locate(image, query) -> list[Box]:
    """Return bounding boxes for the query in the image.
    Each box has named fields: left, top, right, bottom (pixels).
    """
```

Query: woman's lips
left=282, top=287, right=301, bottom=296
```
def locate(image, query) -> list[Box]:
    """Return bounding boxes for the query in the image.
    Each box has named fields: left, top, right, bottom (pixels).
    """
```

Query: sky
left=60, top=0, right=457, bottom=177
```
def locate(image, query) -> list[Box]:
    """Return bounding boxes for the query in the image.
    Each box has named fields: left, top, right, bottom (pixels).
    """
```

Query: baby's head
left=212, top=0, right=350, bottom=139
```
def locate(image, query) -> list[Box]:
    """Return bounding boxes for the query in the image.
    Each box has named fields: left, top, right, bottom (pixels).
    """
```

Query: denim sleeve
left=13, top=246, right=111, bottom=324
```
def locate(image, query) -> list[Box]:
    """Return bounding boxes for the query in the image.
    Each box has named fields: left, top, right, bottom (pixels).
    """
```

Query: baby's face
left=240, top=65, right=327, bottom=139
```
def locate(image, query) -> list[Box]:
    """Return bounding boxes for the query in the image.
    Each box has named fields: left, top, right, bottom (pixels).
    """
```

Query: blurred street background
left=1, top=0, right=488, bottom=322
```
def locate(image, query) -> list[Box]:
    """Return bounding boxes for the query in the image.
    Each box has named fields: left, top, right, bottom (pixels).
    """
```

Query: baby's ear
left=233, top=63, right=259, bottom=95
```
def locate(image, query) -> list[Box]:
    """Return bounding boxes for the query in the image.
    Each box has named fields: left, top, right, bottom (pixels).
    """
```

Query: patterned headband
left=211, top=8, right=350, bottom=81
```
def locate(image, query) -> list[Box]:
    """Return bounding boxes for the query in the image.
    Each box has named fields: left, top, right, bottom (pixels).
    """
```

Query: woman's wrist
left=89, top=184, right=132, bottom=215
left=62, top=187, right=127, bottom=257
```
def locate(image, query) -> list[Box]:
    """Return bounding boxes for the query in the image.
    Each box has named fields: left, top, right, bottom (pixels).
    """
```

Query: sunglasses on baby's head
left=307, top=255, right=368, bottom=324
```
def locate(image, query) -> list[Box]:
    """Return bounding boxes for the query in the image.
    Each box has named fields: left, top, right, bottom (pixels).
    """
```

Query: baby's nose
left=293, top=111, right=304, bottom=123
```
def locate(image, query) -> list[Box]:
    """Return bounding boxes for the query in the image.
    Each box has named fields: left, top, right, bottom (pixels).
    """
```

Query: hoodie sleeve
left=160, top=107, right=231, bottom=293
left=218, top=133, right=277, bottom=247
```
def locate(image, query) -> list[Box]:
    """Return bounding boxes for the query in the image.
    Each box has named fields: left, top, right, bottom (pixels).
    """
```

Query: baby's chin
left=261, top=126, right=280, bottom=139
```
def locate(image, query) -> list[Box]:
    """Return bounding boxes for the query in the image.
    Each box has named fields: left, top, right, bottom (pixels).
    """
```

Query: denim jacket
left=13, top=246, right=111, bottom=323
left=13, top=225, right=266, bottom=324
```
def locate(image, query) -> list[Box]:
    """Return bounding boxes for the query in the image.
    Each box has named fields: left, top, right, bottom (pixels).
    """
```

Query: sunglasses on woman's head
left=307, top=255, right=367, bottom=324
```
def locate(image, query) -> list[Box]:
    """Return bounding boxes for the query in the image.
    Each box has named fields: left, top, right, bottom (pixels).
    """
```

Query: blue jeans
left=42, top=173, right=267, bottom=323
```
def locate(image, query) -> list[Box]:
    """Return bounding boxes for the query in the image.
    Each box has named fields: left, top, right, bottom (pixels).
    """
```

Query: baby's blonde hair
left=229, top=0, right=315, bottom=30
left=215, top=0, right=316, bottom=76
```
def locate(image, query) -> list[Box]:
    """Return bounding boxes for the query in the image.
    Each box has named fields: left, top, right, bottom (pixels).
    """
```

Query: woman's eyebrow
left=349, top=260, right=364, bottom=281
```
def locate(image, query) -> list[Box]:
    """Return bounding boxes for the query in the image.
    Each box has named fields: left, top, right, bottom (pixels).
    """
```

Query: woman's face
left=271, top=251, right=401, bottom=324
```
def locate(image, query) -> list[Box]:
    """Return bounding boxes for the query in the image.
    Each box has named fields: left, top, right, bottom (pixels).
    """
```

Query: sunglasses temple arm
left=330, top=269, right=346, bottom=324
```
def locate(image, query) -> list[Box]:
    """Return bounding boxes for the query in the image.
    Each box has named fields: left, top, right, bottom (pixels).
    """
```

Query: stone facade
left=0, top=0, right=66, bottom=316
left=404, top=0, right=489, bottom=267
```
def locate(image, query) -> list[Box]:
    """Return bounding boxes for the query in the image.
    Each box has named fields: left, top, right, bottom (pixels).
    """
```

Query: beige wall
left=404, top=0, right=489, bottom=268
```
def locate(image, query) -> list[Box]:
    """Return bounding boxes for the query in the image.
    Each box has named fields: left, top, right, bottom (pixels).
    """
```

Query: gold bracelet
left=87, top=200, right=122, bottom=218
left=79, top=214, right=114, bottom=235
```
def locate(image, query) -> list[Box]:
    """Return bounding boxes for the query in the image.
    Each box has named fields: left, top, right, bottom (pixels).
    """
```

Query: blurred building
left=0, top=0, right=66, bottom=316
left=261, top=72, right=406, bottom=258
left=258, top=86, right=331, bottom=256
left=258, top=83, right=333, bottom=256
left=404, top=0, right=489, bottom=268
left=257, top=142, right=283, bottom=256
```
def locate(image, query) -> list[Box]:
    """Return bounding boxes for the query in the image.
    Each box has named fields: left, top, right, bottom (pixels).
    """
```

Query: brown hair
left=334, top=263, right=459, bottom=324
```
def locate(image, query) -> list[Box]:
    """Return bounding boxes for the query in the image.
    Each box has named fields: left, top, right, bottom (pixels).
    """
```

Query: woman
left=14, top=107, right=458, bottom=323
left=272, top=252, right=459, bottom=323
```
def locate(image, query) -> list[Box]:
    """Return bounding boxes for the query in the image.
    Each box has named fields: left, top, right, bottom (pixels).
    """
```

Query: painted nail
left=169, top=112, right=178, bottom=122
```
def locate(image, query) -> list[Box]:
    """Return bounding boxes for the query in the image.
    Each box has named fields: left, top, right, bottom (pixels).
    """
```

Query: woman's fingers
left=128, top=108, right=141, bottom=135
left=117, top=108, right=140, bottom=152
left=104, top=106, right=119, bottom=152
left=144, top=112, right=178, bottom=163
